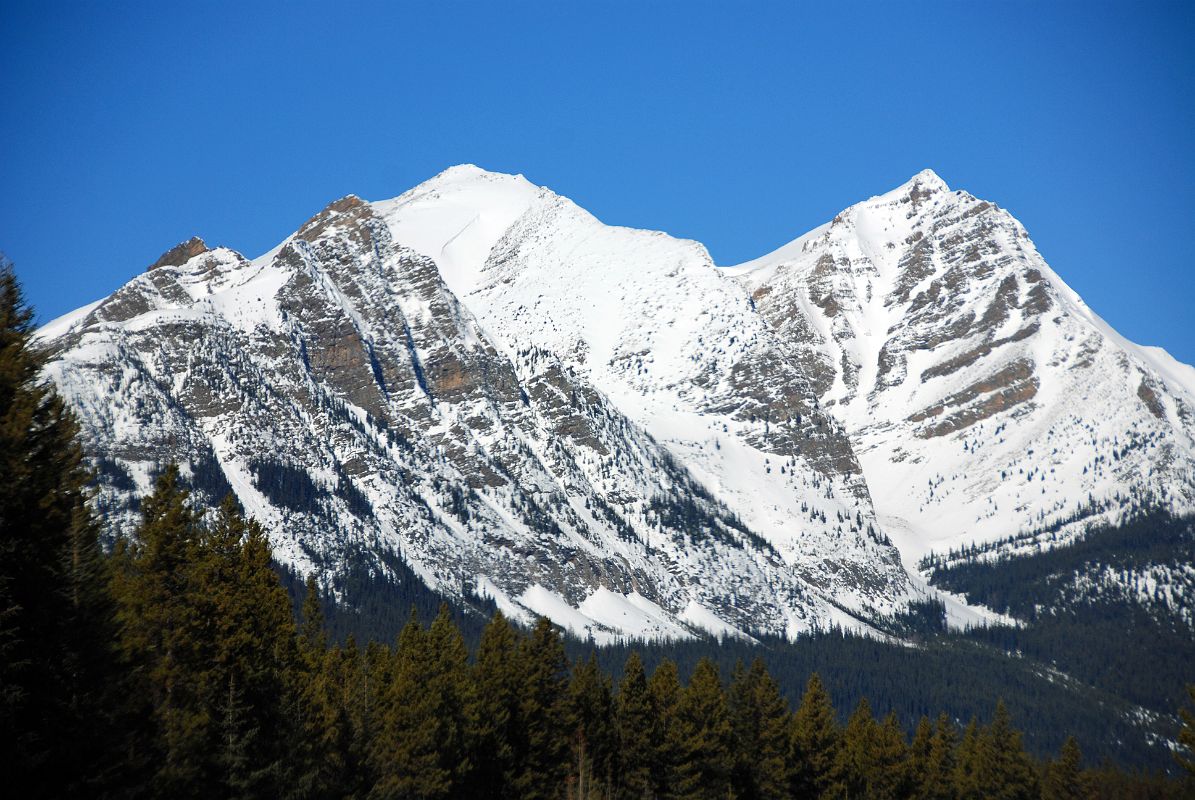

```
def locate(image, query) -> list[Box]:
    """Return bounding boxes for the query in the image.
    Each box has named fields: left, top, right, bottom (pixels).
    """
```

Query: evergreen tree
left=337, top=634, right=376, bottom=798
left=648, top=659, right=685, bottom=800
left=871, top=712, right=910, bottom=800
left=615, top=652, right=654, bottom=800
left=569, top=652, right=616, bottom=799
left=1042, top=736, right=1085, bottom=800
left=514, top=617, right=570, bottom=799
left=110, top=465, right=205, bottom=796
left=727, top=658, right=790, bottom=800
left=789, top=672, right=841, bottom=799
left=673, top=657, right=733, bottom=799
left=834, top=696, right=880, bottom=799
left=952, top=717, right=982, bottom=800
left=0, top=260, right=126, bottom=796
left=218, top=498, right=300, bottom=797
left=369, top=612, right=450, bottom=799
left=425, top=604, right=477, bottom=797
left=298, top=573, right=327, bottom=658
left=907, top=716, right=934, bottom=795
left=470, top=611, right=522, bottom=799
left=917, top=713, right=958, bottom=800
left=973, top=702, right=1038, bottom=800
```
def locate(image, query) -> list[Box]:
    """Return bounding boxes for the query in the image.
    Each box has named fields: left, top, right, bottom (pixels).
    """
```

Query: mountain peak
left=147, top=236, right=208, bottom=271
left=888, top=168, right=950, bottom=200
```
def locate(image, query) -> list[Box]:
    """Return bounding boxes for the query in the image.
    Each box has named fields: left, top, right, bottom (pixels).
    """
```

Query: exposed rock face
left=148, top=236, right=209, bottom=270
left=731, top=170, right=1195, bottom=559
left=37, top=165, right=1195, bottom=638
left=39, top=171, right=913, bottom=642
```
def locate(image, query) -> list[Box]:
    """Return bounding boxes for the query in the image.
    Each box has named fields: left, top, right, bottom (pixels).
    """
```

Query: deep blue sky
left=2, top=2, right=1192, bottom=361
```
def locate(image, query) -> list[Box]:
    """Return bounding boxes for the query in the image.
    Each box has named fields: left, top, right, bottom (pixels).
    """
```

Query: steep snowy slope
left=729, top=170, right=1195, bottom=562
left=375, top=167, right=890, bottom=580
left=39, top=164, right=1193, bottom=641
left=39, top=182, right=912, bottom=642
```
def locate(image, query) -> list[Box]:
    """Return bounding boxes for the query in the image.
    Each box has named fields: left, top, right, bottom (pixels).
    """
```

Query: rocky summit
left=38, top=166, right=1195, bottom=641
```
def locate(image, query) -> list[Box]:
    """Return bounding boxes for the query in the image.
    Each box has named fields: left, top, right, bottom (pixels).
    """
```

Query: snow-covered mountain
left=727, top=170, right=1195, bottom=564
left=37, top=165, right=1195, bottom=640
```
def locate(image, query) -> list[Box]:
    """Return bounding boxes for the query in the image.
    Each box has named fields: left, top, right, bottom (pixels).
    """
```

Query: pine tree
left=0, top=261, right=127, bottom=796
left=952, top=717, right=982, bottom=800
left=727, top=658, right=790, bottom=800
left=369, top=612, right=448, bottom=799
left=470, top=611, right=522, bottom=799
left=648, top=659, right=686, bottom=800
left=871, top=712, right=910, bottom=800
left=110, top=464, right=205, bottom=797
left=568, top=652, right=616, bottom=799
left=789, top=672, right=841, bottom=799
left=917, top=713, right=958, bottom=800
left=614, top=652, right=654, bottom=800
left=907, top=716, right=934, bottom=796
left=514, top=617, right=571, bottom=799
left=425, top=604, right=477, bottom=797
left=1042, top=736, right=1085, bottom=800
left=972, top=702, right=1038, bottom=800
left=673, top=657, right=733, bottom=799
left=834, top=697, right=879, bottom=799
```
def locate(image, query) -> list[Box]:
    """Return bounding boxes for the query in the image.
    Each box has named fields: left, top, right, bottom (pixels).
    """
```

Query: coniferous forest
left=3, top=263, right=1195, bottom=800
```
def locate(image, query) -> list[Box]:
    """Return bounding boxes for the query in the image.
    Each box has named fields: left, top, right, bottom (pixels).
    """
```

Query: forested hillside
left=924, top=512, right=1195, bottom=723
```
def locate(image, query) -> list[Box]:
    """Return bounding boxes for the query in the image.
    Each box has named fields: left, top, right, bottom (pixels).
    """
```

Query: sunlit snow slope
left=38, top=165, right=1194, bottom=641
left=729, top=170, right=1195, bottom=562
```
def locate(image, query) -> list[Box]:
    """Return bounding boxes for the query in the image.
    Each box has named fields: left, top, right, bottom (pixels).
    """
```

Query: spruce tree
left=615, top=651, right=654, bottom=800
left=727, top=658, right=790, bottom=800
left=470, top=611, right=522, bottom=799
left=174, top=494, right=299, bottom=798
left=917, top=713, right=958, bottom=800
left=110, top=464, right=205, bottom=797
left=648, top=659, right=685, bottom=800
left=568, top=652, right=616, bottom=799
left=871, top=711, right=910, bottom=800
left=789, top=672, right=841, bottom=798
left=1042, top=736, right=1085, bottom=800
left=369, top=612, right=448, bottom=799
left=425, top=604, right=477, bottom=797
left=973, top=701, right=1038, bottom=800
left=0, top=261, right=126, bottom=796
left=907, top=715, right=934, bottom=795
left=952, top=717, right=982, bottom=800
left=298, top=573, right=327, bottom=658
left=674, top=657, right=733, bottom=799
left=834, top=696, right=880, bottom=799
left=514, top=617, right=570, bottom=799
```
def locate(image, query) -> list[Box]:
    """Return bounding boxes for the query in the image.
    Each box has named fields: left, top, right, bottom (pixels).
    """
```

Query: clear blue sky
left=2, top=1, right=1192, bottom=361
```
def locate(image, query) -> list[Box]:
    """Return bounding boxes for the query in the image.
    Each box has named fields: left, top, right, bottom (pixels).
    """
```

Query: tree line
left=2, top=263, right=1194, bottom=799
